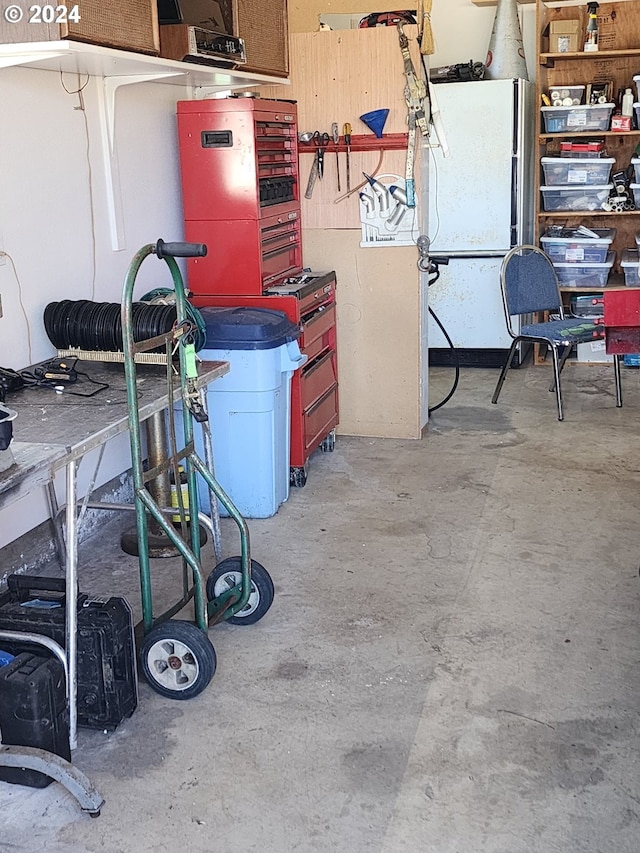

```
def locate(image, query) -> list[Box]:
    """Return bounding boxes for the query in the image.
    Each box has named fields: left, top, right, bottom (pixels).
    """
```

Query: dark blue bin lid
left=200, top=307, right=300, bottom=350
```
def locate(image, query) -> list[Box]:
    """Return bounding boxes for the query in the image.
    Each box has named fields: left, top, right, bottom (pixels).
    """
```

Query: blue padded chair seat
left=520, top=319, right=603, bottom=343
left=492, top=245, right=621, bottom=421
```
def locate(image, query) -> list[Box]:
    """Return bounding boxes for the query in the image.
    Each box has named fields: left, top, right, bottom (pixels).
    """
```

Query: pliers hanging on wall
left=312, top=131, right=330, bottom=179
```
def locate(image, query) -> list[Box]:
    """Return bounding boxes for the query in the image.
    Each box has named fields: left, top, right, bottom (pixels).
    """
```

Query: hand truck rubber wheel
left=140, top=619, right=216, bottom=699
left=206, top=557, right=275, bottom=626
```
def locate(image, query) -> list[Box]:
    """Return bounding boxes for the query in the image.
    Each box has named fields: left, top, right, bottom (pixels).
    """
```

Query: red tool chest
left=191, top=272, right=339, bottom=487
left=604, top=288, right=640, bottom=354
left=179, top=97, right=339, bottom=485
left=177, top=97, right=302, bottom=294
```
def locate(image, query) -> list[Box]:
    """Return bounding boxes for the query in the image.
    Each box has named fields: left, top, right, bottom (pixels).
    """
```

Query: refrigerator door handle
left=432, top=252, right=508, bottom=259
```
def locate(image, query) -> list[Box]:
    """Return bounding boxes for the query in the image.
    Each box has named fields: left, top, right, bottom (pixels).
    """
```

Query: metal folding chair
left=491, top=245, right=622, bottom=421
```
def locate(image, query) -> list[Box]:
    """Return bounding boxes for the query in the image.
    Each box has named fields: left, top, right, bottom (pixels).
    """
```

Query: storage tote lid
left=540, top=103, right=614, bottom=111
left=540, top=183, right=612, bottom=192
left=552, top=251, right=615, bottom=269
left=200, top=306, right=300, bottom=350
left=540, top=157, right=615, bottom=165
left=541, top=227, right=615, bottom=244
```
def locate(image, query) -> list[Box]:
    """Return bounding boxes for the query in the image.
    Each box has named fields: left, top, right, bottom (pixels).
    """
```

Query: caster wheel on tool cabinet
left=320, top=430, right=336, bottom=452
left=207, top=557, right=274, bottom=626
left=290, top=465, right=307, bottom=488
left=140, top=620, right=216, bottom=700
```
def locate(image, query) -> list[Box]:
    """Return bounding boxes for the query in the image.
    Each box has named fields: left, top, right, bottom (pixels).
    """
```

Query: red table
left=604, top=289, right=640, bottom=355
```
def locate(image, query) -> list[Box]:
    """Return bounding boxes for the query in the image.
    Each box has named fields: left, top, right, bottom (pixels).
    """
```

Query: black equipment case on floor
left=0, top=575, right=138, bottom=730
left=0, top=651, right=71, bottom=787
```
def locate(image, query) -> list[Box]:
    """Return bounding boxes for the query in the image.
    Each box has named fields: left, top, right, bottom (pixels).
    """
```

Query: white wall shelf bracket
left=0, top=49, right=65, bottom=69
left=194, top=82, right=259, bottom=99
left=0, top=40, right=286, bottom=251
left=98, top=72, right=183, bottom=251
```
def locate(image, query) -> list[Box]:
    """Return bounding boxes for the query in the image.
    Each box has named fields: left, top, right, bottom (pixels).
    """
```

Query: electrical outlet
left=0, top=232, right=5, bottom=266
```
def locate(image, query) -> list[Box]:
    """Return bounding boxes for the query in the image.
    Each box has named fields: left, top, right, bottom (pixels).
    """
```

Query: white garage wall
left=0, top=67, right=190, bottom=547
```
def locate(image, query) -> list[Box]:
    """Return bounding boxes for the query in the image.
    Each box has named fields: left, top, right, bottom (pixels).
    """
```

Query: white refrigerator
left=427, top=78, right=535, bottom=366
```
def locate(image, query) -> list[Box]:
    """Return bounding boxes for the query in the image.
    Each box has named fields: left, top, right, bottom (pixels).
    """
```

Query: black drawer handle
left=302, top=350, right=334, bottom=376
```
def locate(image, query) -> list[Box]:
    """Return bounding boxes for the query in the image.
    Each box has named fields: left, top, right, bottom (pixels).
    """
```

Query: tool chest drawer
left=304, top=385, right=339, bottom=450
left=262, top=246, right=303, bottom=288
left=259, top=176, right=297, bottom=207
left=301, top=351, right=337, bottom=411
left=300, top=304, right=336, bottom=356
left=256, top=124, right=297, bottom=172
left=261, top=217, right=300, bottom=255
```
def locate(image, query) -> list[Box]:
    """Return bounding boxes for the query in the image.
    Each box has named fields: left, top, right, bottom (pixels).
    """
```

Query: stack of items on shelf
left=628, top=156, right=640, bottom=283
left=540, top=224, right=616, bottom=288
left=539, top=151, right=640, bottom=290
left=539, top=130, right=617, bottom=288
left=568, top=291, right=608, bottom=363
left=541, top=75, right=640, bottom=134
left=540, top=143, right=616, bottom=215
left=540, top=77, right=640, bottom=216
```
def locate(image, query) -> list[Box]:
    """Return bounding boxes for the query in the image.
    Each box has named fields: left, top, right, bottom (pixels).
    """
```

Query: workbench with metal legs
left=0, top=451, right=102, bottom=813
left=0, top=359, right=228, bottom=812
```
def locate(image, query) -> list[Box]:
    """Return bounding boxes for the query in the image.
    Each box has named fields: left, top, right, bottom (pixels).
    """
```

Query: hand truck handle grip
left=154, top=239, right=208, bottom=259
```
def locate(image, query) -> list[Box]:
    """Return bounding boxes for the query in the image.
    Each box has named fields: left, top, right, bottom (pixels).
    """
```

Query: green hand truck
left=121, top=239, right=274, bottom=700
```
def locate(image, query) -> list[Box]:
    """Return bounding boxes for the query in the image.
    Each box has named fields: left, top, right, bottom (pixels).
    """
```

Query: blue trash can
left=194, top=307, right=307, bottom=518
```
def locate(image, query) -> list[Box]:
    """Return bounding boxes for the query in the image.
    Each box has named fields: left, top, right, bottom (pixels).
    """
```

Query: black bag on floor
left=0, top=575, right=138, bottom=730
left=0, top=652, right=70, bottom=788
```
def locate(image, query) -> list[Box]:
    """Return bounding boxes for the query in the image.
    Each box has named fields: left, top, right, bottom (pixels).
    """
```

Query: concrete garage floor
left=1, top=364, right=640, bottom=853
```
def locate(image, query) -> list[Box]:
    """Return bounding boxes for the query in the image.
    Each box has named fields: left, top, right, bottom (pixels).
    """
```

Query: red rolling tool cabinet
left=178, top=97, right=339, bottom=486
left=191, top=273, right=338, bottom=487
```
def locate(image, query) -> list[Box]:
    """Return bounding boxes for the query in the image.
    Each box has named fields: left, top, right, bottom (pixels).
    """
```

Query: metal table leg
left=65, top=458, right=78, bottom=751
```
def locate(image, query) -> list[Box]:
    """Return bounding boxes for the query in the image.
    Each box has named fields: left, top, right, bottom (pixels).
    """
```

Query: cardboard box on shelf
left=549, top=19, right=581, bottom=53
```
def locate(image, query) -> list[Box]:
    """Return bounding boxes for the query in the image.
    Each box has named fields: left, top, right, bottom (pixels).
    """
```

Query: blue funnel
left=359, top=108, right=389, bottom=139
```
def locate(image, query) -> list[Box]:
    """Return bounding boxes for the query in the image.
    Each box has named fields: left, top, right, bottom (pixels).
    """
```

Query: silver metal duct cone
left=485, top=0, right=528, bottom=81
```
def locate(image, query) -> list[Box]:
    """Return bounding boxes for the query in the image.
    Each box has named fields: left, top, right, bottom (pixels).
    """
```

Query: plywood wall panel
left=303, top=229, right=423, bottom=439
left=261, top=25, right=426, bottom=439
left=260, top=26, right=421, bottom=229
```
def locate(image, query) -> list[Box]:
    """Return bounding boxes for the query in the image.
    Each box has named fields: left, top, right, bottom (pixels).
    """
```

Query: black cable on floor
left=420, top=252, right=460, bottom=414
left=428, top=305, right=460, bottom=414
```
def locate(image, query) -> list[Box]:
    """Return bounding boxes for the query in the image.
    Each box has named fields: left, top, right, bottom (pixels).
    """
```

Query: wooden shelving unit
left=535, top=0, right=640, bottom=364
